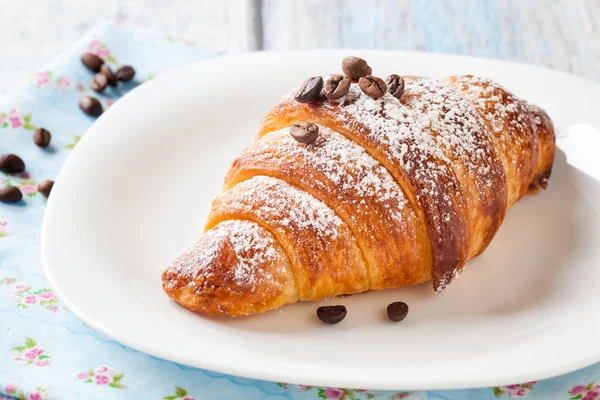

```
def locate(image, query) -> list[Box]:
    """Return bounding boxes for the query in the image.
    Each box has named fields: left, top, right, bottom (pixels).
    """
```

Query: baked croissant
left=162, top=74, right=555, bottom=316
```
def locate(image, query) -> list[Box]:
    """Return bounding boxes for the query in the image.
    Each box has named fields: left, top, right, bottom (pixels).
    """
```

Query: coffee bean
left=91, top=73, right=108, bottom=93
left=290, top=122, right=319, bottom=145
left=342, top=56, right=372, bottom=80
left=0, top=186, right=22, bottom=203
left=115, top=65, right=135, bottom=82
left=81, top=53, right=104, bottom=72
left=387, top=301, right=409, bottom=322
left=386, top=74, right=405, bottom=99
left=317, top=305, right=347, bottom=324
left=324, top=75, right=351, bottom=100
left=79, top=96, right=103, bottom=117
left=100, top=64, right=118, bottom=87
left=294, top=76, right=323, bottom=103
left=37, top=180, right=54, bottom=198
left=0, top=154, right=25, bottom=174
left=33, top=128, right=51, bottom=148
left=358, top=75, right=387, bottom=99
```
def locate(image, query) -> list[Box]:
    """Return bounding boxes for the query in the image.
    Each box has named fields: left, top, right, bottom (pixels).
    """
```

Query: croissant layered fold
left=162, top=75, right=555, bottom=316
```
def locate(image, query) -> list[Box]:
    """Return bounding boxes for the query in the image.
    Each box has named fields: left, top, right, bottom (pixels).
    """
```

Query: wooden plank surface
left=262, top=0, right=600, bottom=81
left=1, top=0, right=599, bottom=94
left=0, top=0, right=259, bottom=94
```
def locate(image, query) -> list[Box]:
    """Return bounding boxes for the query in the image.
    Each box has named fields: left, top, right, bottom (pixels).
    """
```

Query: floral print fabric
left=1, top=21, right=599, bottom=400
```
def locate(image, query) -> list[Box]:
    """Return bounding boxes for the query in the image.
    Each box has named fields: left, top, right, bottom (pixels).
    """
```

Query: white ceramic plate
left=42, top=50, right=600, bottom=390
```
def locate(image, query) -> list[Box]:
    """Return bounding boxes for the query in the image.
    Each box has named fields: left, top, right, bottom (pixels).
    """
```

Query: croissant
left=162, top=73, right=555, bottom=316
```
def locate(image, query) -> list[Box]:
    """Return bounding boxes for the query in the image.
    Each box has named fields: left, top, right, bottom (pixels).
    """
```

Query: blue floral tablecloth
left=1, top=22, right=599, bottom=400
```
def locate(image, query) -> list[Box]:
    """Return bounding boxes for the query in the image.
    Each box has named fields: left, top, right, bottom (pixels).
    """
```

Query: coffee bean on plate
left=81, top=53, right=104, bottom=72
left=342, top=56, right=372, bottom=80
left=0, top=186, right=22, bottom=203
left=386, top=74, right=405, bottom=99
left=294, top=76, right=323, bottom=103
left=79, top=96, right=103, bottom=117
left=37, top=180, right=54, bottom=198
left=115, top=65, right=136, bottom=82
left=0, top=154, right=25, bottom=173
left=91, top=73, right=108, bottom=93
left=100, top=64, right=118, bottom=87
left=290, top=122, right=319, bottom=145
left=324, top=75, right=351, bottom=100
left=358, top=75, right=387, bottom=99
left=33, top=128, right=51, bottom=148
left=387, top=301, right=409, bottom=322
left=317, top=305, right=347, bottom=324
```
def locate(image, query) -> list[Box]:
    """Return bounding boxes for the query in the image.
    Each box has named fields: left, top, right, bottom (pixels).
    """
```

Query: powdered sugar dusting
left=223, top=175, right=345, bottom=240
left=259, top=125, right=408, bottom=222
left=447, top=75, right=529, bottom=148
left=333, top=83, right=455, bottom=209
left=404, top=78, right=499, bottom=189
left=166, top=219, right=283, bottom=290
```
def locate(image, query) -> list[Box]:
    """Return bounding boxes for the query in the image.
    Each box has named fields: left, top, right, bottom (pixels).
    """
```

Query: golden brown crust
left=445, top=76, right=537, bottom=206
left=162, top=74, right=556, bottom=316
left=225, top=126, right=432, bottom=289
left=162, top=220, right=297, bottom=316
left=206, top=176, right=369, bottom=301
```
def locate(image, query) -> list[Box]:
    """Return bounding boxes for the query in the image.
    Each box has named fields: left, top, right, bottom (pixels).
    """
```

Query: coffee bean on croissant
left=290, top=122, right=319, bottom=144
left=359, top=75, right=387, bottom=99
left=386, top=74, right=405, bottom=99
left=294, top=76, right=323, bottom=103
left=324, top=75, right=351, bottom=100
left=342, top=56, right=372, bottom=80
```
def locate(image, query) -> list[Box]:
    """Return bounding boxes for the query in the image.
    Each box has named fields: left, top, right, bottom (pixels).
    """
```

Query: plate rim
left=41, top=49, right=600, bottom=390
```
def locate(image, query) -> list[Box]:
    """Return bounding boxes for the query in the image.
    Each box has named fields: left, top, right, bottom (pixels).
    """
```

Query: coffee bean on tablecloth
left=81, top=53, right=104, bottom=73
left=316, top=305, right=347, bottom=324
left=0, top=186, right=22, bottom=203
left=115, top=65, right=136, bottom=82
left=37, top=180, right=54, bottom=198
left=294, top=76, right=323, bottom=103
left=359, top=75, right=387, bottom=99
left=91, top=73, right=108, bottom=93
left=33, top=128, right=51, bottom=148
left=100, top=64, right=118, bottom=87
left=0, top=154, right=25, bottom=173
left=290, top=122, right=319, bottom=145
left=79, top=96, right=103, bottom=117
left=387, top=301, right=409, bottom=322
left=342, top=56, right=372, bottom=80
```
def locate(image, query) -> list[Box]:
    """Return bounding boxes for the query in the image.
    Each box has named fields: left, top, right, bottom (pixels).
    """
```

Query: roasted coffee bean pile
left=80, top=52, right=136, bottom=116
left=290, top=56, right=406, bottom=145
left=0, top=153, right=54, bottom=203
left=2, top=52, right=138, bottom=203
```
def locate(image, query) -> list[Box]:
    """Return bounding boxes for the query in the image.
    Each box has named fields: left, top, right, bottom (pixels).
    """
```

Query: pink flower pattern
left=33, top=71, right=72, bottom=90
left=0, top=220, right=9, bottom=238
left=12, top=338, right=51, bottom=367
left=87, top=40, right=117, bottom=64
left=78, top=366, right=126, bottom=388
left=0, top=279, right=64, bottom=312
left=0, top=109, right=35, bottom=130
left=3, top=384, right=51, bottom=400
left=571, top=383, right=600, bottom=400
left=494, top=381, right=538, bottom=398
left=279, top=383, right=400, bottom=399
left=2, top=176, right=40, bottom=198
left=34, top=72, right=51, bottom=86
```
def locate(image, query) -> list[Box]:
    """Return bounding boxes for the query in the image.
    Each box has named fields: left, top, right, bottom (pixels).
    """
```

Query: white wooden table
left=2, top=0, right=598, bottom=94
